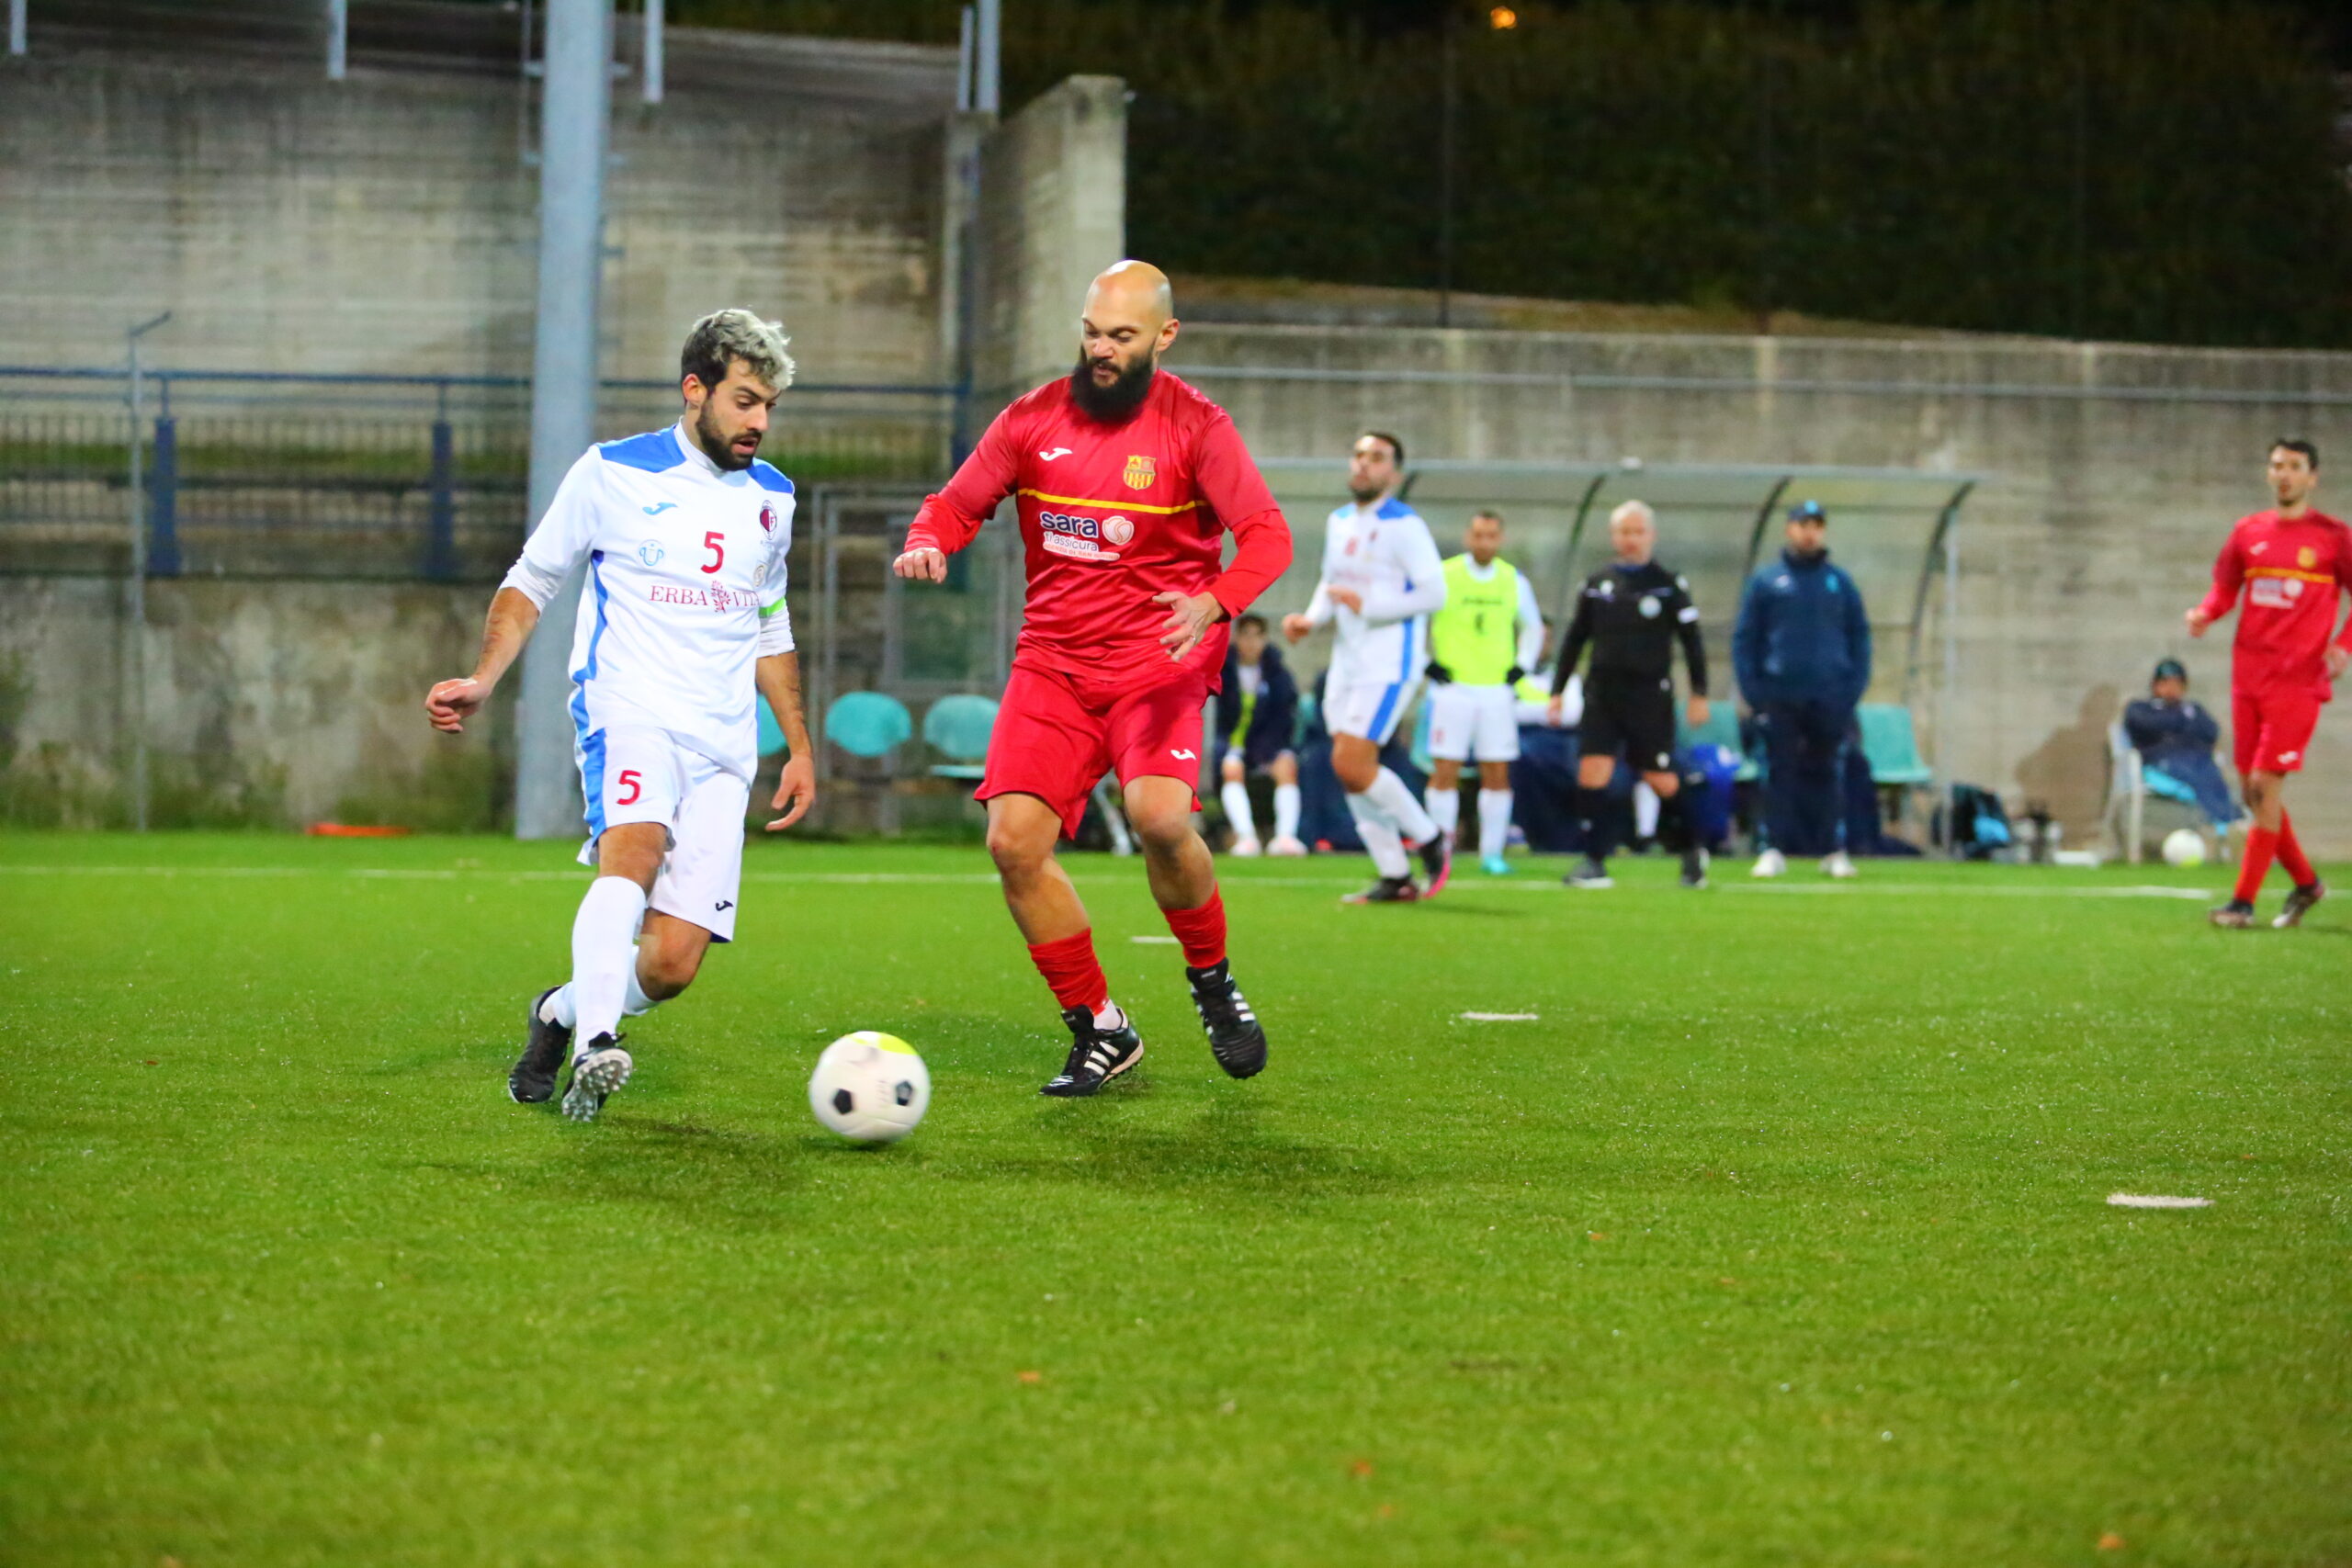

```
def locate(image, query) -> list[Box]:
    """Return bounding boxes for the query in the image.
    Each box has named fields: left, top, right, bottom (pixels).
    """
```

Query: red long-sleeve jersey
left=904, top=371, right=1291, bottom=689
left=2195, top=508, right=2352, bottom=698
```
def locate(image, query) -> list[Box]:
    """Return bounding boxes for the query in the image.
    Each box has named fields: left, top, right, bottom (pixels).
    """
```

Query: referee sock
left=1477, top=789, right=1513, bottom=863
left=1364, top=766, right=1439, bottom=845
left=1218, top=779, right=1260, bottom=843
left=1656, top=789, right=1689, bottom=853
left=2276, top=812, right=2316, bottom=886
left=571, top=875, right=649, bottom=1046
left=1026, top=929, right=1110, bottom=1017
left=1577, top=786, right=1615, bottom=861
left=1160, top=888, right=1227, bottom=969
left=1424, top=784, right=1461, bottom=844
left=2233, top=827, right=2278, bottom=905
left=1345, top=792, right=1413, bottom=880
left=1272, top=783, right=1302, bottom=843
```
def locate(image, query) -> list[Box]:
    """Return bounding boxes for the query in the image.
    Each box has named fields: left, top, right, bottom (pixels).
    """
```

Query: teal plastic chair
left=923, top=693, right=998, bottom=781
left=826, top=692, right=913, bottom=757
left=1676, top=703, right=1759, bottom=783
left=1857, top=703, right=1934, bottom=786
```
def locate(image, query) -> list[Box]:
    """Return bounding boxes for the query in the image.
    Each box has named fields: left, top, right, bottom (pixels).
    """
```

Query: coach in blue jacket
left=1733, top=500, right=1872, bottom=876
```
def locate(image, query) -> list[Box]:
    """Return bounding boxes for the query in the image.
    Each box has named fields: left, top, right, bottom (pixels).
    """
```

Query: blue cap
left=2153, top=658, right=2188, bottom=683
left=1787, top=500, right=1827, bottom=524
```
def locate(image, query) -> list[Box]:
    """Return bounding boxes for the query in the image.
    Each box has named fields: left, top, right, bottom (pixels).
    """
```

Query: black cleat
left=560, top=1032, right=633, bottom=1122
left=1679, top=848, right=1710, bottom=889
left=1565, top=855, right=1614, bottom=889
left=2208, top=898, right=2256, bottom=930
left=1415, top=833, right=1453, bottom=898
left=1040, top=1007, right=1144, bottom=1097
left=2273, top=879, right=2325, bottom=929
left=1186, top=959, right=1267, bottom=1079
left=509, top=986, right=571, bottom=1104
left=1341, top=875, right=1421, bottom=904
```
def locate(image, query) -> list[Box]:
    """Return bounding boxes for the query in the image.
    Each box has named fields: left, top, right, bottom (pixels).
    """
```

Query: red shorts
left=978, top=658, right=1209, bottom=837
left=2233, top=686, right=2322, bottom=775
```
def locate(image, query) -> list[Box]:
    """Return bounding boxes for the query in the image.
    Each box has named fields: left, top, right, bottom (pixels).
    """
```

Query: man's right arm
left=2188, top=529, right=2243, bottom=636
left=897, top=410, right=1021, bottom=581
left=426, top=454, right=598, bottom=732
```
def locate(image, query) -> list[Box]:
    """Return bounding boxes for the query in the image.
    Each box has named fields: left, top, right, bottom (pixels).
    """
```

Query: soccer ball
left=2160, top=828, right=2207, bottom=868
left=808, top=1032, right=930, bottom=1144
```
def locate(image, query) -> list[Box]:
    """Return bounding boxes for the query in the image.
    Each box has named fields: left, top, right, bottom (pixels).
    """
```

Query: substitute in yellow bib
left=1424, top=509, right=1547, bottom=874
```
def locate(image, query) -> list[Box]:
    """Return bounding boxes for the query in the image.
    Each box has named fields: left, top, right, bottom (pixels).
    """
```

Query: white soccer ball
left=2161, top=828, right=2207, bottom=868
left=808, top=1032, right=930, bottom=1144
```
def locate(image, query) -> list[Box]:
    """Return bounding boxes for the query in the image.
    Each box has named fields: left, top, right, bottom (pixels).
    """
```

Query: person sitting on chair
left=1215, top=614, right=1305, bottom=855
left=2123, top=658, right=2236, bottom=829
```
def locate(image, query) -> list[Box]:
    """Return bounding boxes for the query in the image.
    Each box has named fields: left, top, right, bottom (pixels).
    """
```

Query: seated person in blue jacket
left=2123, top=658, right=2237, bottom=829
left=1215, top=614, right=1305, bottom=856
left=1733, top=499, right=1872, bottom=879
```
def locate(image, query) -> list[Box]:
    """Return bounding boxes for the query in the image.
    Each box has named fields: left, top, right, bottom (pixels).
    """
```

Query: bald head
left=1073, top=259, right=1180, bottom=421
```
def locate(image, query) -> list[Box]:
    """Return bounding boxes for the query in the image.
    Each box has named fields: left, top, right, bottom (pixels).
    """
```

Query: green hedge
left=677, top=0, right=2352, bottom=348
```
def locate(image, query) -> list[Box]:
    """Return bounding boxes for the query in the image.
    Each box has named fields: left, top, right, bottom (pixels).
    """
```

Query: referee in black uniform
left=1548, top=500, right=1712, bottom=888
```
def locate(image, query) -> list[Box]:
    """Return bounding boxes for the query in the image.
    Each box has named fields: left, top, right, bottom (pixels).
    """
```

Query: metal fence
left=0, top=367, right=960, bottom=581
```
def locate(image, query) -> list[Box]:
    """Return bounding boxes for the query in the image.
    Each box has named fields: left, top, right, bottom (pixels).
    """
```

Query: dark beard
left=693, top=402, right=755, bottom=471
left=1069, top=351, right=1156, bottom=423
left=1348, top=481, right=1383, bottom=503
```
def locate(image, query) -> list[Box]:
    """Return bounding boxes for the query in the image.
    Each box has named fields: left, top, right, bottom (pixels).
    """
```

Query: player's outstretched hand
left=1687, top=694, right=1711, bottom=728
left=1154, top=590, right=1226, bottom=662
left=1546, top=694, right=1565, bottom=727
left=425, top=677, right=487, bottom=734
left=893, top=546, right=948, bottom=582
left=766, top=752, right=816, bottom=832
left=1280, top=613, right=1313, bottom=644
left=2184, top=607, right=2211, bottom=637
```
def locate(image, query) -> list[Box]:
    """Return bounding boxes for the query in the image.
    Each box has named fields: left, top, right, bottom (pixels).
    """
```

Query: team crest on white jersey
left=638, top=540, right=665, bottom=567
left=759, top=502, right=778, bottom=534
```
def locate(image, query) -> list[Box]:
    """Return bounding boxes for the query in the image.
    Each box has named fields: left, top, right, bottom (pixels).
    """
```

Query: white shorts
left=575, top=725, right=751, bottom=942
left=1426, top=682, right=1521, bottom=762
left=1324, top=659, right=1423, bottom=748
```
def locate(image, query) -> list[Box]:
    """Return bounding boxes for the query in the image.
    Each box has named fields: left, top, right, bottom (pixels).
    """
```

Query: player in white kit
left=424, top=310, right=817, bottom=1122
left=1282, top=432, right=1451, bottom=902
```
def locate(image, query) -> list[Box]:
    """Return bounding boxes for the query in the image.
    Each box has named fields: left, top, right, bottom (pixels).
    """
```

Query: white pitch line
left=1459, top=1011, right=1541, bottom=1022
left=1129, top=934, right=1180, bottom=944
left=2108, top=1193, right=2212, bottom=1209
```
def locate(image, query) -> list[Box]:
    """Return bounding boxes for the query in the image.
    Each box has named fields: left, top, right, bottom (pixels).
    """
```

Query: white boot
left=1751, top=848, right=1787, bottom=879
left=1823, top=850, right=1858, bottom=879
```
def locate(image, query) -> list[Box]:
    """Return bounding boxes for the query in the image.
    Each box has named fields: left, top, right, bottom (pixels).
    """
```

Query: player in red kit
left=2188, top=439, right=2351, bottom=929
left=893, top=262, right=1293, bottom=1095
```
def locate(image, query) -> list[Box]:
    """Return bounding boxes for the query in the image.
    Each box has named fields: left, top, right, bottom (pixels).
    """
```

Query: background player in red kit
left=893, top=262, right=1293, bottom=1095
left=2187, top=438, right=2351, bottom=929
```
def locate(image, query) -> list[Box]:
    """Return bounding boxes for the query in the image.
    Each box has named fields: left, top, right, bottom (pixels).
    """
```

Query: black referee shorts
left=1582, top=673, right=1678, bottom=774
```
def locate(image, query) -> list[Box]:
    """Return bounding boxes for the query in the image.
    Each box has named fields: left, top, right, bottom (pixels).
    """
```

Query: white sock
left=623, top=962, right=660, bottom=1018
left=1346, top=791, right=1412, bottom=879
left=570, top=876, right=648, bottom=1046
left=1219, top=779, right=1258, bottom=841
left=1634, top=781, right=1660, bottom=840
left=1424, top=785, right=1461, bottom=842
left=1272, top=783, right=1301, bottom=841
left=1091, top=1000, right=1125, bottom=1032
left=540, top=983, right=579, bottom=1030
left=1478, top=789, right=1513, bottom=863
left=1364, top=766, right=1438, bottom=844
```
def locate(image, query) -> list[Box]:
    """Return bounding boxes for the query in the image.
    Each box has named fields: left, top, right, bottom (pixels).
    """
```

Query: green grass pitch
left=3, top=831, right=2346, bottom=1566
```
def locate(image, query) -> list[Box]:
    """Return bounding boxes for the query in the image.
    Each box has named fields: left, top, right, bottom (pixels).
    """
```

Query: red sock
left=1026, top=930, right=1109, bottom=1014
left=1160, top=888, right=1228, bottom=970
left=2233, top=827, right=2278, bottom=905
left=2274, top=812, right=2316, bottom=887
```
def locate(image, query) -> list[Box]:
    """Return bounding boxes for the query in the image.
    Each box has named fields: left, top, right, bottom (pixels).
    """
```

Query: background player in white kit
left=1422, top=508, right=1545, bottom=875
left=424, top=310, right=817, bottom=1122
left=1282, top=431, right=1451, bottom=902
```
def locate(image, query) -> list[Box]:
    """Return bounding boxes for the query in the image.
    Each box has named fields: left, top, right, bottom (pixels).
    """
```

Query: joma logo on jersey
left=1123, top=455, right=1157, bottom=491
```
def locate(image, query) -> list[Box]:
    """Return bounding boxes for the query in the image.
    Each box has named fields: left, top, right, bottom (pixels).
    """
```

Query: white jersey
left=1303, top=496, right=1447, bottom=682
left=500, top=422, right=796, bottom=782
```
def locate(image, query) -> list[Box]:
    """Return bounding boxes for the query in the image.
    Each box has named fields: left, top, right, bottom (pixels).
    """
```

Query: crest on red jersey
left=759, top=503, right=777, bottom=534
left=1102, top=515, right=1136, bottom=547
left=2298, top=546, right=2317, bottom=569
left=1123, top=455, right=1156, bottom=491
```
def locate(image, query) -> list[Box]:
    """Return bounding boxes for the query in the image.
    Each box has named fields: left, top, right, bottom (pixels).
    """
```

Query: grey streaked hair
left=680, top=309, right=797, bottom=392
left=1610, top=499, right=1655, bottom=528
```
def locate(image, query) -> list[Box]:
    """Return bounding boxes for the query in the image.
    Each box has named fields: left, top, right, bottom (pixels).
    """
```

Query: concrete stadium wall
left=1167, top=325, right=2352, bottom=853
left=0, top=5, right=958, bottom=391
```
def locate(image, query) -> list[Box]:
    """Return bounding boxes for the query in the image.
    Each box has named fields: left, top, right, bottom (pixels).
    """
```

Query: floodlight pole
left=326, top=0, right=345, bottom=79
left=9, top=0, right=27, bottom=56
left=514, top=0, right=614, bottom=840
left=1436, top=15, right=1457, bottom=329
left=124, top=311, right=171, bottom=834
left=972, top=0, right=999, bottom=115
left=641, top=0, right=662, bottom=105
